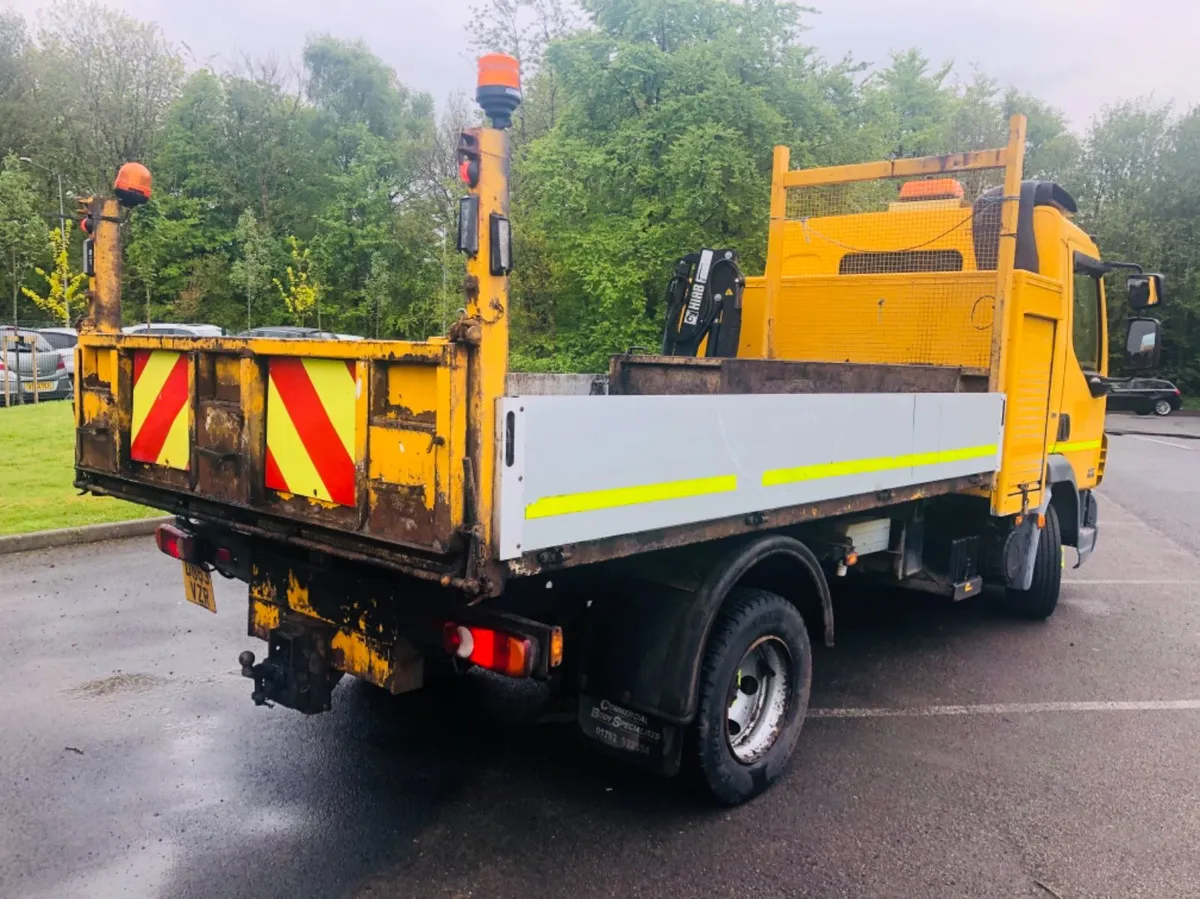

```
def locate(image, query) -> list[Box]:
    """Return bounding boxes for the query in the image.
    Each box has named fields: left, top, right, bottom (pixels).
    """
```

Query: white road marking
left=1125, top=434, right=1193, bottom=450
left=1063, top=579, right=1200, bottom=585
left=808, top=700, right=1200, bottom=719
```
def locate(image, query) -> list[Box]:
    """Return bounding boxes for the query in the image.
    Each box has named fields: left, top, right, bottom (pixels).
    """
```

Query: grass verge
left=0, top=400, right=161, bottom=535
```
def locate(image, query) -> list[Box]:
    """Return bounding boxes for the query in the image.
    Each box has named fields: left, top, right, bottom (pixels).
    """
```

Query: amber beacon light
left=476, top=53, right=522, bottom=129
left=114, top=161, right=153, bottom=208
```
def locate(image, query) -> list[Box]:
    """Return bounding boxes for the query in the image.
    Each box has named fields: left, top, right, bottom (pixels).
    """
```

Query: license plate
left=182, top=561, right=216, bottom=613
left=23, top=381, right=54, bottom=392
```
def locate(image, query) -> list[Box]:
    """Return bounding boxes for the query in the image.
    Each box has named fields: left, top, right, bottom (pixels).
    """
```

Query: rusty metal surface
left=507, top=475, right=987, bottom=576
left=610, top=354, right=981, bottom=396
left=75, top=335, right=472, bottom=561
left=74, top=470, right=484, bottom=592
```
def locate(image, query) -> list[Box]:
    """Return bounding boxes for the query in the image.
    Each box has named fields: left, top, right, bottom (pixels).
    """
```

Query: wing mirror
left=1125, top=318, right=1161, bottom=371
left=1127, top=273, right=1164, bottom=310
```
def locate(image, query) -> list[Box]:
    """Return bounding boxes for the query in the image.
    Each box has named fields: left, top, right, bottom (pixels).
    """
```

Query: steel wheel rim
left=1156, top=400, right=1171, bottom=415
left=726, top=636, right=792, bottom=764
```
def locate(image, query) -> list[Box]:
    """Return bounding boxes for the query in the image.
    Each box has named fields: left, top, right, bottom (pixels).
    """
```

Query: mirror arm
left=1087, top=374, right=1116, bottom=398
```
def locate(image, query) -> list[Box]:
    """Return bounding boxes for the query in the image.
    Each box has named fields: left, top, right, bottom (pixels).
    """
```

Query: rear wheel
left=1005, top=504, right=1062, bottom=620
left=1155, top=398, right=1172, bottom=416
left=690, top=587, right=811, bottom=805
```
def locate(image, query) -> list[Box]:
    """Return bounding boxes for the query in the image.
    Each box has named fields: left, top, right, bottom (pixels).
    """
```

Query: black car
left=1107, top=378, right=1183, bottom=416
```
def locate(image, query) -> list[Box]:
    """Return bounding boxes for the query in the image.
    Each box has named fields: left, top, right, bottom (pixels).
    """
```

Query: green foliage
left=21, top=228, right=85, bottom=324
left=0, top=0, right=1197, bottom=397
left=274, top=236, right=320, bottom=325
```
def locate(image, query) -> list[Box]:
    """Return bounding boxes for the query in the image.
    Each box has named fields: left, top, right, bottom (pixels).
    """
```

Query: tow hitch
left=238, top=623, right=343, bottom=714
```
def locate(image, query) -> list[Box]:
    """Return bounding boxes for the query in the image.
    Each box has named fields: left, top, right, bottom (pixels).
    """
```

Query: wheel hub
left=726, top=636, right=792, bottom=764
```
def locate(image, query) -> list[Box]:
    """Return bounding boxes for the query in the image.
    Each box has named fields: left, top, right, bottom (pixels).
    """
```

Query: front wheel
left=1155, top=399, right=1172, bottom=416
left=1005, top=504, right=1062, bottom=620
left=690, top=587, right=812, bottom=805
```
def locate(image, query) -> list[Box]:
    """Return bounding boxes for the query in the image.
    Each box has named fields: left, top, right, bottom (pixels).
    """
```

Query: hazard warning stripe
left=265, top=357, right=357, bottom=506
left=130, top=350, right=190, bottom=469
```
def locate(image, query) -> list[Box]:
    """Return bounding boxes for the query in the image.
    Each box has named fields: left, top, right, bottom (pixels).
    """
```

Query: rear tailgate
left=76, top=334, right=470, bottom=559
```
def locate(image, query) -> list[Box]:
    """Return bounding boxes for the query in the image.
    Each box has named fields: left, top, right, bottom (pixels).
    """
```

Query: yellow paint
left=386, top=362, right=438, bottom=417
left=526, top=474, right=738, bottom=520
left=994, top=294, right=1056, bottom=511
left=266, top=372, right=331, bottom=501
left=249, top=598, right=280, bottom=640
left=464, top=126, right=511, bottom=560
left=285, top=569, right=328, bottom=622
left=780, top=148, right=1007, bottom=188
left=763, top=444, right=998, bottom=487
left=368, top=426, right=436, bottom=506
left=330, top=628, right=393, bottom=688
left=1051, top=439, right=1102, bottom=454
left=768, top=272, right=995, bottom=369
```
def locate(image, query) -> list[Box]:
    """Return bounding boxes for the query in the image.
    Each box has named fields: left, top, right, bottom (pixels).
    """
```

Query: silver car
left=122, top=323, right=225, bottom=338
left=0, top=326, right=71, bottom=404
left=39, top=327, right=78, bottom=391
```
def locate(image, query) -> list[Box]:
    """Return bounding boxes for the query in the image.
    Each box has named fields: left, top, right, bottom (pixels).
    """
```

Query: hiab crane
left=73, top=53, right=1165, bottom=804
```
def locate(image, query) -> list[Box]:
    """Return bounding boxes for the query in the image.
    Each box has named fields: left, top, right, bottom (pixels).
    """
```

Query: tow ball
left=238, top=623, right=343, bottom=715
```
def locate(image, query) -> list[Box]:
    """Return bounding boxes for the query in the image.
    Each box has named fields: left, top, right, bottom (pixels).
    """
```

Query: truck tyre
left=690, top=587, right=812, bottom=805
left=1006, top=504, right=1062, bottom=620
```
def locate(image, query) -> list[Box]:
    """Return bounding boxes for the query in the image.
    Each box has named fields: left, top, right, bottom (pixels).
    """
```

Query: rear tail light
left=1174, top=389, right=1181, bottom=396
left=56, top=357, right=65, bottom=370
left=155, top=524, right=197, bottom=561
left=443, top=622, right=534, bottom=678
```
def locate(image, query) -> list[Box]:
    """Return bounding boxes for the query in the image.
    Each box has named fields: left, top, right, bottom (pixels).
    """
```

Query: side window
left=1072, top=267, right=1102, bottom=371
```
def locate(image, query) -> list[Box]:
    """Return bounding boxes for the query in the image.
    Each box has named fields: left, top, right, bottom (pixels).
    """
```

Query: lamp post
left=18, top=157, right=69, bottom=323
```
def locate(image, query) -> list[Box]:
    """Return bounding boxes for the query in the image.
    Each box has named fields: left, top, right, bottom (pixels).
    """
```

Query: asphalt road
left=4, top=425, right=1200, bottom=898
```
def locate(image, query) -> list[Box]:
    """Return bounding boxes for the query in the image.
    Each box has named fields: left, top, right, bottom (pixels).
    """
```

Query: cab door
left=1054, top=250, right=1108, bottom=487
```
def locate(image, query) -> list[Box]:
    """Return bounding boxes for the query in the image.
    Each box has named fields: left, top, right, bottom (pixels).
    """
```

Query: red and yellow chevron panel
left=265, top=357, right=358, bottom=506
left=130, top=350, right=190, bottom=469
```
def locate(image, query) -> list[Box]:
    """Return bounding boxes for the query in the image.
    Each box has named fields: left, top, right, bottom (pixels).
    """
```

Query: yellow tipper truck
left=74, top=54, right=1166, bottom=804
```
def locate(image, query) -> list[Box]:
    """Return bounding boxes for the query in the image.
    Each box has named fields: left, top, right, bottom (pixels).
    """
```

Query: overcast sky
left=6, top=0, right=1197, bottom=127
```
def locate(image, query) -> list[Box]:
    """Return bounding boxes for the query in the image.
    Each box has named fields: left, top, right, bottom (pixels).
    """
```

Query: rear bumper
left=1, top=376, right=71, bottom=401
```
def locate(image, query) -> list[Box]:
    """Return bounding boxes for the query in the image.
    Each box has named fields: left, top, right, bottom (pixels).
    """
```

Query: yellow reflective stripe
left=525, top=474, right=738, bottom=520
left=1051, top=439, right=1102, bottom=453
left=762, top=444, right=998, bottom=487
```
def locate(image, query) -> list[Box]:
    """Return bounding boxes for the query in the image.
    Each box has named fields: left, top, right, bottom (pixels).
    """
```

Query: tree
left=231, top=210, right=273, bottom=330
left=31, top=0, right=184, bottom=192
left=274, top=236, right=320, bottom=326
left=21, top=227, right=84, bottom=325
left=0, top=156, right=48, bottom=325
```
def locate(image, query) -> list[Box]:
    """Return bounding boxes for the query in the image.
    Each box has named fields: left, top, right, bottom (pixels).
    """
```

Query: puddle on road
left=72, top=672, right=165, bottom=696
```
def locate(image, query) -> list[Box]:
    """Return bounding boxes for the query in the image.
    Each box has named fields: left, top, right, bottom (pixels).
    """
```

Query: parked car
left=0, top=326, right=71, bottom=403
left=1107, top=378, right=1183, bottom=416
left=236, top=326, right=362, bottom=340
left=122, top=323, right=226, bottom=337
left=39, top=327, right=78, bottom=391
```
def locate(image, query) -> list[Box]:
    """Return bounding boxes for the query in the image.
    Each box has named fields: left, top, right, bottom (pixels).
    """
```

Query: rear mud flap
left=578, top=695, right=684, bottom=777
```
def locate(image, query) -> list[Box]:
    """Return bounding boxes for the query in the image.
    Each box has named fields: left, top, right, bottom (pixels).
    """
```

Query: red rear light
left=1174, top=389, right=1181, bottom=396
left=443, top=622, right=534, bottom=678
left=155, top=524, right=197, bottom=561
left=56, top=357, right=65, bottom=370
